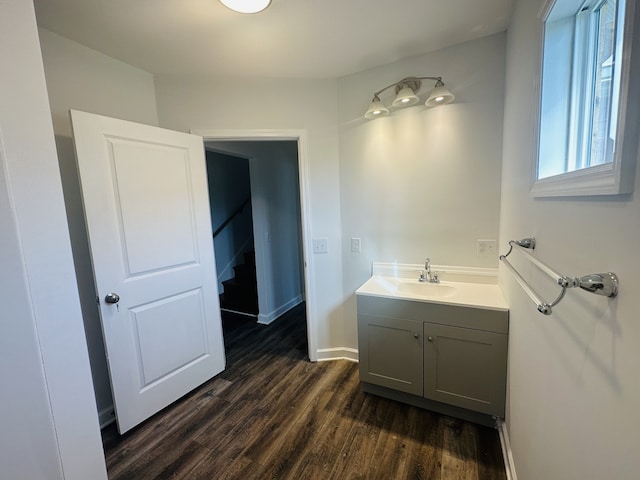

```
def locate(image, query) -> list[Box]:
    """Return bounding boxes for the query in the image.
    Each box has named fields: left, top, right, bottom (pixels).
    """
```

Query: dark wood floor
left=102, top=304, right=506, bottom=479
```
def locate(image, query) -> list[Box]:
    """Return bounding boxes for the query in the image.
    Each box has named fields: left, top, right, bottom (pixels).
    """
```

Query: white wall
left=338, top=33, right=506, bottom=348
left=247, top=141, right=304, bottom=322
left=0, top=1, right=106, bottom=478
left=501, top=1, right=640, bottom=479
left=39, top=29, right=159, bottom=137
left=155, top=76, right=344, bottom=351
left=38, top=29, right=160, bottom=424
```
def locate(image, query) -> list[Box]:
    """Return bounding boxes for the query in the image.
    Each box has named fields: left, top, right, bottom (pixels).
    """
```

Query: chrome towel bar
left=499, top=238, right=619, bottom=315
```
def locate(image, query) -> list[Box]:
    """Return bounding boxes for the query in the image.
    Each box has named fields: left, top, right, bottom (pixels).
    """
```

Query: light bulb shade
left=364, top=97, right=390, bottom=120
left=219, top=0, right=271, bottom=14
left=392, top=86, right=420, bottom=107
left=425, top=85, right=455, bottom=107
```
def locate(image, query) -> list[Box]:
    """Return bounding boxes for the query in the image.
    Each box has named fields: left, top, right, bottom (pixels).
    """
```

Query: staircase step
left=243, top=250, right=255, bottom=266
left=222, top=277, right=257, bottom=291
left=219, top=292, right=258, bottom=315
left=221, top=279, right=258, bottom=312
left=219, top=250, right=258, bottom=316
left=233, top=263, right=256, bottom=282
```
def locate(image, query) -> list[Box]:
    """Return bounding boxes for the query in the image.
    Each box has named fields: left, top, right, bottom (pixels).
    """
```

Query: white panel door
left=71, top=110, right=225, bottom=433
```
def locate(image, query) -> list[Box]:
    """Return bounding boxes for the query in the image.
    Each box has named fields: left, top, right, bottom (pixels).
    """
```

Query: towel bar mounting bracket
left=500, top=237, right=619, bottom=315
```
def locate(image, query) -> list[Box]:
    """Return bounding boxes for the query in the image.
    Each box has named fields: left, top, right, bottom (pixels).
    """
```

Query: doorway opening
left=197, top=130, right=316, bottom=362
left=205, top=150, right=257, bottom=319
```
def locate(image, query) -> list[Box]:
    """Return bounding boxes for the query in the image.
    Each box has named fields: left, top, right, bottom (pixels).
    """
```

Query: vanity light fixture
left=364, top=76, right=454, bottom=120
left=219, top=0, right=271, bottom=14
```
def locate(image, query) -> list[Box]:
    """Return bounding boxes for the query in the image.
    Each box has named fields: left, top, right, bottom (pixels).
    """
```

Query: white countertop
left=356, top=275, right=509, bottom=311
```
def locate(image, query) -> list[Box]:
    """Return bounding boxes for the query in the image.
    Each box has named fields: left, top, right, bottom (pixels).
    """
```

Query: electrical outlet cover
left=313, top=238, right=328, bottom=254
left=477, top=239, right=497, bottom=257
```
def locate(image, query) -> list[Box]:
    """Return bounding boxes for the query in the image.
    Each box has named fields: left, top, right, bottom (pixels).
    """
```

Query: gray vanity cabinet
left=423, top=322, right=507, bottom=417
left=357, top=294, right=508, bottom=421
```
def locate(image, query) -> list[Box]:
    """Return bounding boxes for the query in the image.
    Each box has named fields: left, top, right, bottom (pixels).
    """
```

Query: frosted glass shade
left=364, top=98, right=390, bottom=120
left=219, top=0, right=272, bottom=14
left=425, top=85, right=455, bottom=107
left=392, top=86, right=420, bottom=107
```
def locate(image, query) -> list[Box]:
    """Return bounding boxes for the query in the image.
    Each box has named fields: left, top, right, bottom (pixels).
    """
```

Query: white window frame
left=532, top=0, right=639, bottom=197
left=569, top=0, right=603, bottom=172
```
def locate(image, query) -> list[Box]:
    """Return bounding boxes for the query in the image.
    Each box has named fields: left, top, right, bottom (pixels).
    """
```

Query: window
left=533, top=0, right=639, bottom=196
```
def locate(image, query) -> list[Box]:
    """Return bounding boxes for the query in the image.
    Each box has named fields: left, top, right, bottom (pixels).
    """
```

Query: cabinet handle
left=413, top=333, right=419, bottom=339
left=427, top=336, right=433, bottom=342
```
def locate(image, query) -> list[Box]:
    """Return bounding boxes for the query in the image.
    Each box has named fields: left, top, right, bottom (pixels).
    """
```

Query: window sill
left=531, top=162, right=635, bottom=197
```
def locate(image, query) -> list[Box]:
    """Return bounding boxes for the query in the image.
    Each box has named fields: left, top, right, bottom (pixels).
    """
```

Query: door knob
left=413, top=333, right=419, bottom=339
left=105, top=293, right=120, bottom=304
left=427, top=336, right=433, bottom=342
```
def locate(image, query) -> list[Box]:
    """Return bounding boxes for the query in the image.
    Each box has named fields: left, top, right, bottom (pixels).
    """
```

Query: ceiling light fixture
left=364, top=76, right=454, bottom=120
left=219, top=0, right=272, bottom=14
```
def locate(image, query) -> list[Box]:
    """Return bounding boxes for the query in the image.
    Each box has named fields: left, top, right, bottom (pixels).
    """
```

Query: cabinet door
left=423, top=323, right=507, bottom=417
left=358, top=314, right=423, bottom=396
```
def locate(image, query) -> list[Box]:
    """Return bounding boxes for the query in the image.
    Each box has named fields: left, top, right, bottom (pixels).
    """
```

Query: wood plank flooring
left=102, top=303, right=506, bottom=479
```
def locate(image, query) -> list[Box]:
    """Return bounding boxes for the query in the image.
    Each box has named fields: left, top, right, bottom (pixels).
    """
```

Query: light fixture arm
left=370, top=76, right=443, bottom=98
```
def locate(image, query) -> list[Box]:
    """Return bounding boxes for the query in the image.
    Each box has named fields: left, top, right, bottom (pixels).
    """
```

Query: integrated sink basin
left=396, top=282, right=456, bottom=298
left=356, top=275, right=508, bottom=310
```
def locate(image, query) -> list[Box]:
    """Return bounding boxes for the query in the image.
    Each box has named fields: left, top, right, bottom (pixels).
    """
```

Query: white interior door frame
left=192, top=129, right=317, bottom=362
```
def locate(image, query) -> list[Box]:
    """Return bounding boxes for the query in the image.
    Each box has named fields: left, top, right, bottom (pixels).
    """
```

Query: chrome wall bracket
left=577, top=272, right=619, bottom=297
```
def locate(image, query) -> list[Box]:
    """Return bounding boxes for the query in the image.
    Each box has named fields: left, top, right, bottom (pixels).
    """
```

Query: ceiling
left=34, top=0, right=514, bottom=79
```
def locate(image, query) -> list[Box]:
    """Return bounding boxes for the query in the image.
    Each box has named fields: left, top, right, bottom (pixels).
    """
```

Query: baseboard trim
left=221, top=307, right=258, bottom=318
left=496, top=418, right=517, bottom=480
left=99, top=405, right=115, bottom=429
left=257, top=295, right=303, bottom=325
left=316, top=347, right=359, bottom=363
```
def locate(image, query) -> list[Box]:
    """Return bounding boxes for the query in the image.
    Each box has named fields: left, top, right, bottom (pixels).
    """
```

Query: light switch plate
left=351, top=238, right=361, bottom=254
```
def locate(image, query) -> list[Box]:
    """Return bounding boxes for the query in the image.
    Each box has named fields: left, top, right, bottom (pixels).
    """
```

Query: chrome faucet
left=419, top=258, right=439, bottom=283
